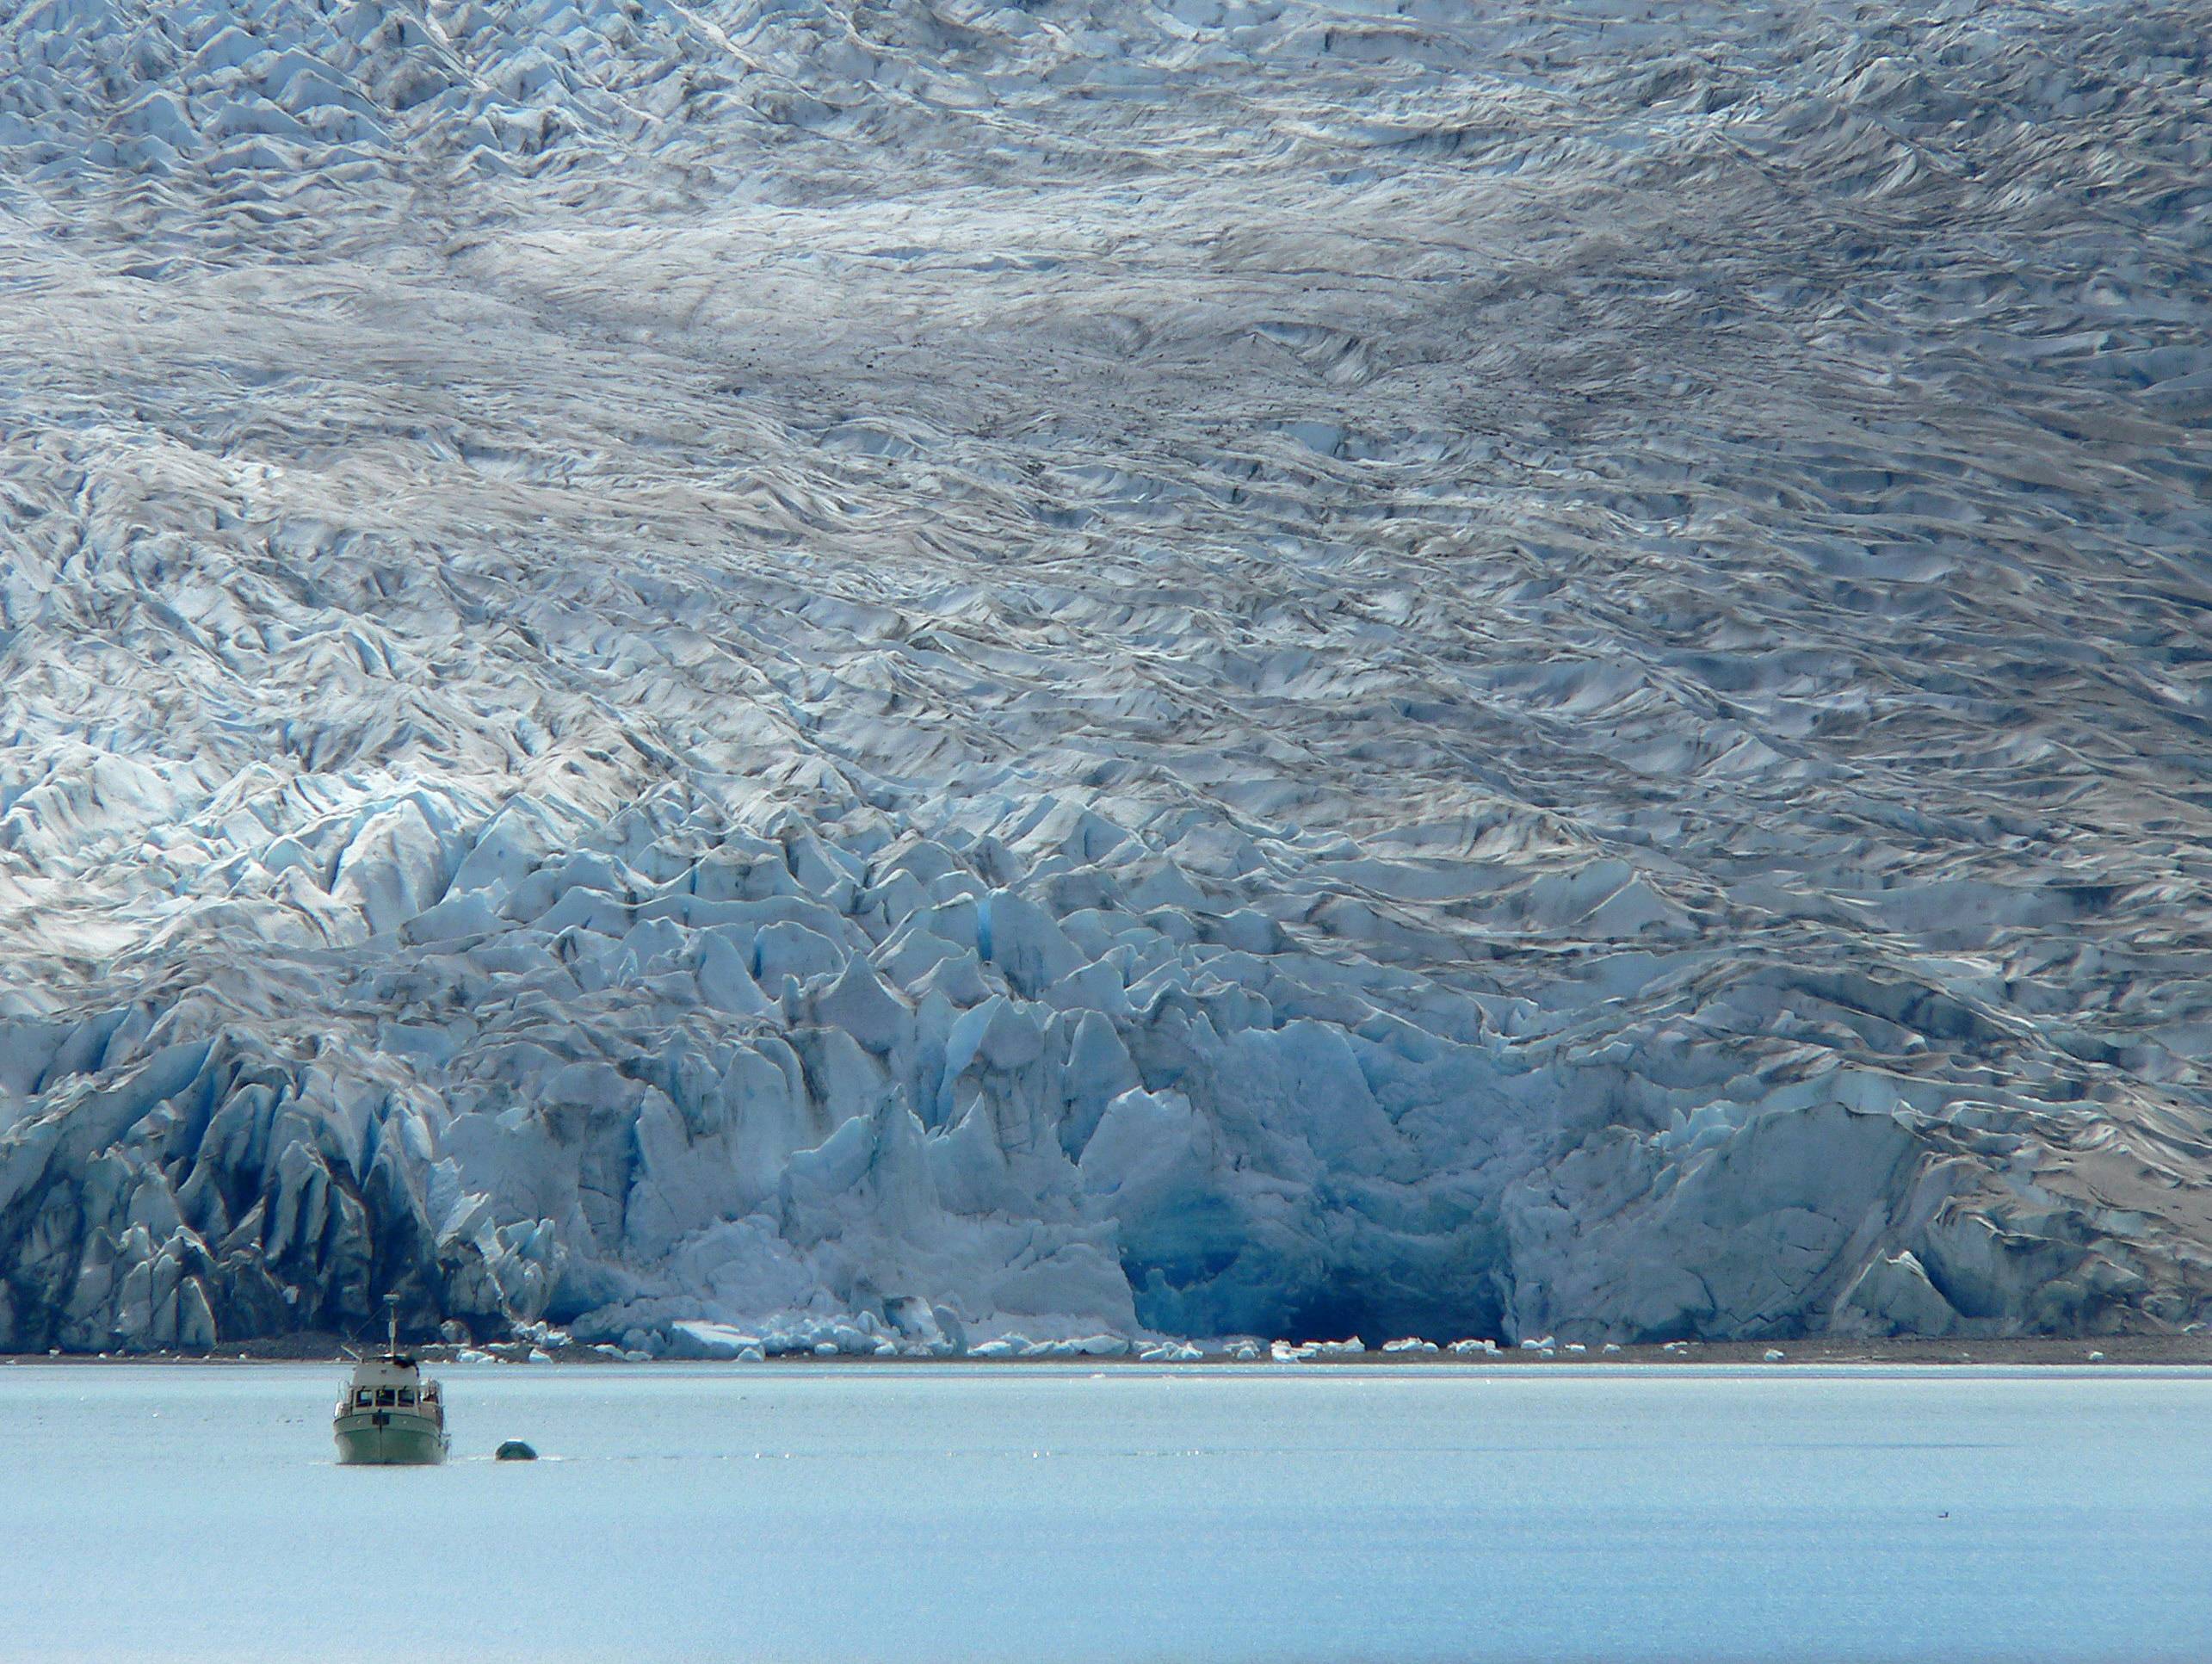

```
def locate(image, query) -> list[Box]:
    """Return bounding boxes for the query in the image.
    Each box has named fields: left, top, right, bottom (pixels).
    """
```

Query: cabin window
left=398, top=1389, right=416, bottom=1407
left=354, top=1389, right=373, bottom=1407
left=375, top=1389, right=398, bottom=1407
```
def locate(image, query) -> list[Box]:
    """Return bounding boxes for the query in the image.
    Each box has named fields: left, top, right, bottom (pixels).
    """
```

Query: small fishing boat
left=333, top=1308, right=449, bottom=1466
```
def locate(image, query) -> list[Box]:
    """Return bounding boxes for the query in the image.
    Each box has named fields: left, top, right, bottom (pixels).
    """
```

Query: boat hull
left=333, top=1412, right=448, bottom=1466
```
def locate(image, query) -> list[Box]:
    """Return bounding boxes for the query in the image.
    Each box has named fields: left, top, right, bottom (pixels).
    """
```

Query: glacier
left=0, top=0, right=2209, bottom=1355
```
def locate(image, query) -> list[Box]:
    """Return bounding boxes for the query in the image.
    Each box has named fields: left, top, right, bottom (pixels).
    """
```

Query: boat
left=333, top=1307, right=450, bottom=1466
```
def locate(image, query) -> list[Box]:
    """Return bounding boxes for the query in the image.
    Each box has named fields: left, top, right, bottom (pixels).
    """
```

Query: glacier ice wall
left=2, top=0, right=2209, bottom=1352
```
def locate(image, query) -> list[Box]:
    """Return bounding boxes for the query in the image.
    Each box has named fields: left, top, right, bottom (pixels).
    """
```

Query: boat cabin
left=337, top=1355, right=445, bottom=1426
left=343, top=1379, right=440, bottom=1413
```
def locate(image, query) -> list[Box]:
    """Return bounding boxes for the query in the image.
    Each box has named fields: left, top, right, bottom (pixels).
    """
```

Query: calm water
left=0, top=1363, right=2203, bottom=1662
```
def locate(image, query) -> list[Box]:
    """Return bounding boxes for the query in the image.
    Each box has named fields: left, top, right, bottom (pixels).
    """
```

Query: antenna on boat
left=386, top=1294, right=400, bottom=1360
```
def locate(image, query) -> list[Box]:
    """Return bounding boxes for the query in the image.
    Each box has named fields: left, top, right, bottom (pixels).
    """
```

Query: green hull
left=334, top=1413, right=448, bottom=1466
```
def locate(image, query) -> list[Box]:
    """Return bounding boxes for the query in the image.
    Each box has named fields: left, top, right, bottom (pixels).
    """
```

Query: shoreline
left=7, top=1334, right=2210, bottom=1368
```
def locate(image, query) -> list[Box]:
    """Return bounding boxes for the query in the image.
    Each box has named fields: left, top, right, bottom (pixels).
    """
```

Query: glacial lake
left=0, top=1363, right=2203, bottom=1662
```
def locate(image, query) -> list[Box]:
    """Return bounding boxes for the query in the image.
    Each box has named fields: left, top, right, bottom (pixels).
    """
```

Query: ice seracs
left=0, top=0, right=2207, bottom=1356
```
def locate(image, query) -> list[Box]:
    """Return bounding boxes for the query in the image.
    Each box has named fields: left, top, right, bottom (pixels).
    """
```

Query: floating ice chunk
left=1382, top=1337, right=1440, bottom=1353
left=1764, top=1349, right=1786, bottom=1362
left=1449, top=1339, right=1500, bottom=1356
left=663, top=1321, right=763, bottom=1361
left=880, top=1296, right=954, bottom=1354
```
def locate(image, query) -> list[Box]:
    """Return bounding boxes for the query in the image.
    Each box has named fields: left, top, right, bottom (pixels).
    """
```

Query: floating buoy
left=496, top=1440, right=539, bottom=1462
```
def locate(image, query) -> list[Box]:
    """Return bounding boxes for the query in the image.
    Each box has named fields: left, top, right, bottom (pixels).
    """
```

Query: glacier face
left=1, top=0, right=2209, bottom=1354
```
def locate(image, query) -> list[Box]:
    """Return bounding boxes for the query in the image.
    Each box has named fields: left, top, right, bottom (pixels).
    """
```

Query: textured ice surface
left=2, top=1364, right=2211, bottom=1662
left=2, top=0, right=2210, bottom=1352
